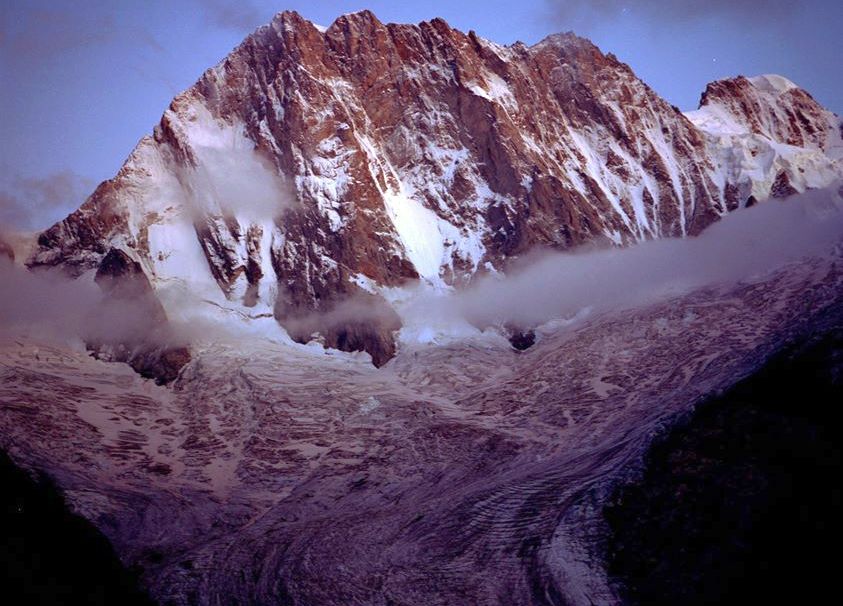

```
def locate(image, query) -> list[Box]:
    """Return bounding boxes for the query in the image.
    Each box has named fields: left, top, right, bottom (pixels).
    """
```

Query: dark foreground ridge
left=1, top=450, right=155, bottom=605
left=604, top=322, right=843, bottom=604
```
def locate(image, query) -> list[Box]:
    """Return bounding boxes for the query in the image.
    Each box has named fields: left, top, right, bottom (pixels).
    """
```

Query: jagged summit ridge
left=27, top=11, right=843, bottom=363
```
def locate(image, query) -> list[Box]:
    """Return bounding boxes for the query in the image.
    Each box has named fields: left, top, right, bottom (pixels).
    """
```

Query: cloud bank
left=182, top=146, right=296, bottom=224
left=197, top=0, right=269, bottom=33
left=396, top=184, right=843, bottom=341
left=0, top=259, right=144, bottom=345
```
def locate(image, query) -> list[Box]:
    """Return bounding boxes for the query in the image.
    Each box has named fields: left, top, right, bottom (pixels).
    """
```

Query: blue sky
left=2, top=0, right=841, bottom=230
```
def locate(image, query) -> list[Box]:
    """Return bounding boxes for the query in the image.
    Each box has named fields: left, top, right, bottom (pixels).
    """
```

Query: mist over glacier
left=8, top=184, right=840, bottom=356
left=392, top=183, right=843, bottom=342
left=187, top=176, right=843, bottom=355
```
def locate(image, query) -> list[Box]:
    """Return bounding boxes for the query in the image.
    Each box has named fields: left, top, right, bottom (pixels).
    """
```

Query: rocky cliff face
left=26, top=10, right=843, bottom=363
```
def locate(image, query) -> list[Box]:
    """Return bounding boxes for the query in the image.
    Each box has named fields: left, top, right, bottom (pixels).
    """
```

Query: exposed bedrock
left=277, top=289, right=402, bottom=367
left=90, top=248, right=191, bottom=384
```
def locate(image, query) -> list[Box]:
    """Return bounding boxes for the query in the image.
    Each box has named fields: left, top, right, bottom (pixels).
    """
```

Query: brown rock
left=770, top=171, right=799, bottom=199
left=278, top=290, right=402, bottom=367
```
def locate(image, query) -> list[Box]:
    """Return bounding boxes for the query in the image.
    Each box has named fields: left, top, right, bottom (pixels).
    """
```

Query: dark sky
left=2, top=0, right=841, bottom=230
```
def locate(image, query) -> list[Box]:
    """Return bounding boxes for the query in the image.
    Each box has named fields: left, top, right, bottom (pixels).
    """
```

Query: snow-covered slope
left=25, top=11, right=843, bottom=362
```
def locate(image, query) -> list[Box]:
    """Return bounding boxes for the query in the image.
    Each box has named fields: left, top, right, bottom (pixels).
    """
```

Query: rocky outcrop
left=24, top=11, right=843, bottom=365
left=90, top=248, right=191, bottom=384
left=95, top=249, right=164, bottom=309
left=278, top=290, right=402, bottom=367
left=770, top=170, right=799, bottom=198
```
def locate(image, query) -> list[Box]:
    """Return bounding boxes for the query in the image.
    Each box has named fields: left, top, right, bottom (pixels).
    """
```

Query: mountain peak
left=267, top=9, right=309, bottom=32
left=698, top=74, right=806, bottom=109
left=531, top=30, right=593, bottom=50
left=694, top=73, right=839, bottom=151
left=325, top=9, right=389, bottom=39
left=336, top=9, right=381, bottom=23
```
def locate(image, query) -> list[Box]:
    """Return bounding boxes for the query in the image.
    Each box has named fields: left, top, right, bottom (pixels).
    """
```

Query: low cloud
left=4, top=184, right=841, bottom=363
left=0, top=171, right=95, bottom=231
left=182, top=146, right=296, bottom=224
left=396, top=184, right=843, bottom=338
left=197, top=0, right=269, bottom=33
left=0, top=259, right=153, bottom=346
left=166, top=104, right=298, bottom=223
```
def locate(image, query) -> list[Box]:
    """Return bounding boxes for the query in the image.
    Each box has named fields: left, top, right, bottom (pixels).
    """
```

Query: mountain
left=25, top=10, right=843, bottom=365
left=4, top=11, right=843, bottom=606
